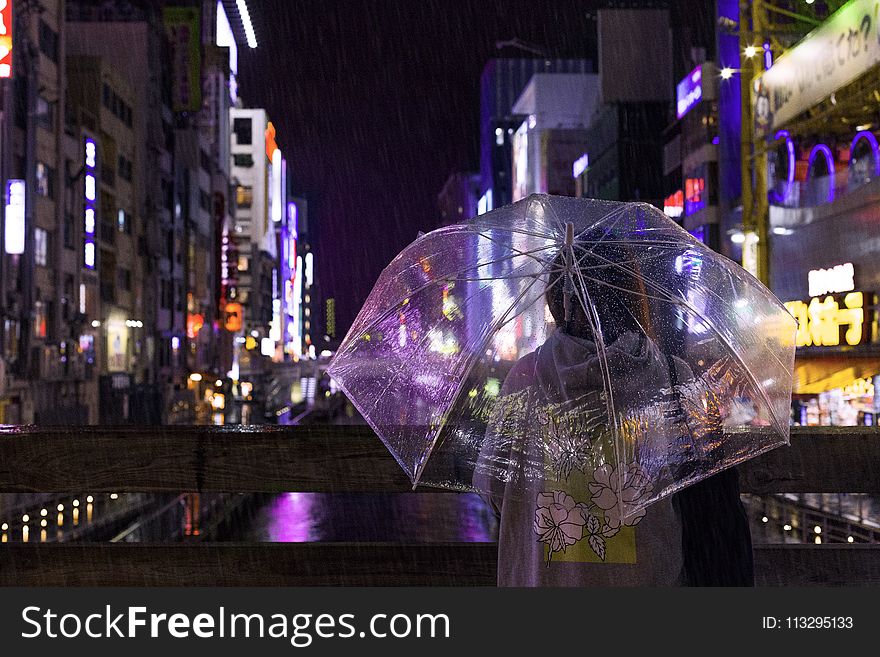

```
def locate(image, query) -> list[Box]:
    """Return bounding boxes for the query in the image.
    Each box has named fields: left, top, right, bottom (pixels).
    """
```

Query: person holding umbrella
left=329, top=195, right=795, bottom=587
left=475, top=235, right=754, bottom=586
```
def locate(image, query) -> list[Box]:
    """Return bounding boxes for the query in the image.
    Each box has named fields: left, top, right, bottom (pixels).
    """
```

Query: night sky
left=237, top=0, right=602, bottom=337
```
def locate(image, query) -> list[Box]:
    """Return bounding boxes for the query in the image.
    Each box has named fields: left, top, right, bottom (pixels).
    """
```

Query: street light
left=720, top=67, right=735, bottom=80
left=744, top=45, right=757, bottom=58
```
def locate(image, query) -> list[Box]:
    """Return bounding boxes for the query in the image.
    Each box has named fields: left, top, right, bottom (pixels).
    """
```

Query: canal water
left=232, top=493, right=498, bottom=543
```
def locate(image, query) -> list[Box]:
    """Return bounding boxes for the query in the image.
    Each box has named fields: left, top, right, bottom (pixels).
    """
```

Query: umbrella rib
left=341, top=243, right=556, bottom=346
left=567, top=249, right=626, bottom=500
left=349, top=250, right=551, bottom=441
left=569, top=243, right=788, bottom=433
left=411, top=270, right=546, bottom=488
left=471, top=221, right=559, bottom=241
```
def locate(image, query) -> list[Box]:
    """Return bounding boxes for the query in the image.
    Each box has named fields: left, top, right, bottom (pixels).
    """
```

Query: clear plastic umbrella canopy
left=329, top=194, right=796, bottom=521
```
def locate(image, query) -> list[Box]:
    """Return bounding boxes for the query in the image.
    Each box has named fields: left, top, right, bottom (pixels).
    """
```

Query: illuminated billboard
left=676, top=65, right=703, bottom=119
left=0, top=0, right=12, bottom=78
left=754, top=0, right=880, bottom=135
left=4, top=179, right=24, bottom=255
left=83, top=138, right=97, bottom=269
left=163, top=6, right=202, bottom=112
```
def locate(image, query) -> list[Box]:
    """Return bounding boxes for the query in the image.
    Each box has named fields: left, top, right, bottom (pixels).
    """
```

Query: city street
left=0, top=0, right=878, bottom=593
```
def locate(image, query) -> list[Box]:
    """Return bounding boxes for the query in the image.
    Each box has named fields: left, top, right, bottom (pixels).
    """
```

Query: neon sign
left=83, top=138, right=97, bottom=269
left=849, top=130, right=880, bottom=182
left=4, top=179, right=24, bottom=254
left=572, top=153, right=589, bottom=179
left=808, top=262, right=854, bottom=298
left=786, top=262, right=870, bottom=347
left=684, top=177, right=705, bottom=215
left=0, top=0, right=12, bottom=78
left=785, top=292, right=865, bottom=347
left=265, top=121, right=278, bottom=162
left=676, top=65, right=703, bottom=119
left=807, top=144, right=835, bottom=203
left=663, top=190, right=683, bottom=219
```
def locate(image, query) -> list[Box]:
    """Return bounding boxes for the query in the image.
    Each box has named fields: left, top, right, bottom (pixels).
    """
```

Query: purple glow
left=763, top=42, right=772, bottom=70
left=849, top=131, right=880, bottom=178
left=287, top=201, right=298, bottom=238
left=775, top=129, right=796, bottom=188
left=808, top=144, right=835, bottom=203
left=676, top=65, right=703, bottom=119
left=261, top=492, right=315, bottom=542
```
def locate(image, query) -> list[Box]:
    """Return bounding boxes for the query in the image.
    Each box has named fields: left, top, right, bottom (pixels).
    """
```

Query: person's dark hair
left=545, top=239, right=649, bottom=342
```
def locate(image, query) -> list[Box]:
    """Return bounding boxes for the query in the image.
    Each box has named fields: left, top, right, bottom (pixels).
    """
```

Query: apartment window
left=117, top=208, right=131, bottom=234
left=237, top=255, right=249, bottom=272
left=236, top=185, right=253, bottom=209
left=160, top=279, right=172, bottom=309
left=36, top=96, right=54, bottom=131
left=102, top=83, right=111, bottom=109
left=118, top=268, right=132, bottom=292
left=233, top=153, right=254, bottom=168
left=38, top=20, right=59, bottom=62
left=36, top=162, right=54, bottom=198
left=117, top=155, right=127, bottom=181
left=233, top=117, right=252, bottom=145
left=35, top=228, right=49, bottom=266
left=63, top=212, right=75, bottom=249
left=34, top=301, right=48, bottom=339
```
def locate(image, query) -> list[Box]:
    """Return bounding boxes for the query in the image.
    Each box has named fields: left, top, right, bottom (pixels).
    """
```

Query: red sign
left=663, top=190, right=683, bottom=219
left=0, top=1, right=13, bottom=78
left=224, top=303, right=243, bottom=332
left=265, top=121, right=278, bottom=161
left=186, top=313, right=205, bottom=339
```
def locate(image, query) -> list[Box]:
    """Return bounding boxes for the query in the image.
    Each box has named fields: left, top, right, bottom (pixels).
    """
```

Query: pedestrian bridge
left=0, top=425, right=876, bottom=586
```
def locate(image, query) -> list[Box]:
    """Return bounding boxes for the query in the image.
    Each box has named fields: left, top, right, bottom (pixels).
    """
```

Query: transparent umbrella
left=328, top=194, right=796, bottom=524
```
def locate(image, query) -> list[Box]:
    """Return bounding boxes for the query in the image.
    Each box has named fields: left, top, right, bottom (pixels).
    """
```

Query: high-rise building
left=479, top=58, right=592, bottom=214
left=229, top=107, right=281, bottom=376
left=0, top=1, right=91, bottom=424
left=571, top=9, right=673, bottom=209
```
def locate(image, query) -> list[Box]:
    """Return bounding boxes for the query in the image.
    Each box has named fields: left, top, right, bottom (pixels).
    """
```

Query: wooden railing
left=0, top=425, right=877, bottom=586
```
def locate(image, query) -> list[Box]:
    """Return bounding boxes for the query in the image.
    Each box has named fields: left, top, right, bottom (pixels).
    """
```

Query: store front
left=773, top=230, right=880, bottom=425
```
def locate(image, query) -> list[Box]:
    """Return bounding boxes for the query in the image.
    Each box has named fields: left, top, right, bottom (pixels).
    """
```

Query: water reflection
left=243, top=492, right=498, bottom=543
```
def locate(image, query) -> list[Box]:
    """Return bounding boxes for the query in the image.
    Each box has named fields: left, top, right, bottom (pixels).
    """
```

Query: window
left=63, top=212, right=75, bottom=249
left=35, top=229, right=49, bottom=266
left=118, top=154, right=132, bottom=181
left=118, top=268, right=132, bottom=291
left=34, top=301, right=48, bottom=339
left=233, top=117, right=252, bottom=145
left=36, top=96, right=54, bottom=131
left=236, top=185, right=253, bottom=208
left=39, top=20, right=59, bottom=62
left=233, top=153, right=254, bottom=168
left=200, top=150, right=211, bottom=172
left=36, top=162, right=54, bottom=198
left=237, top=255, right=249, bottom=272
left=117, top=209, right=131, bottom=234
left=103, top=83, right=111, bottom=109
